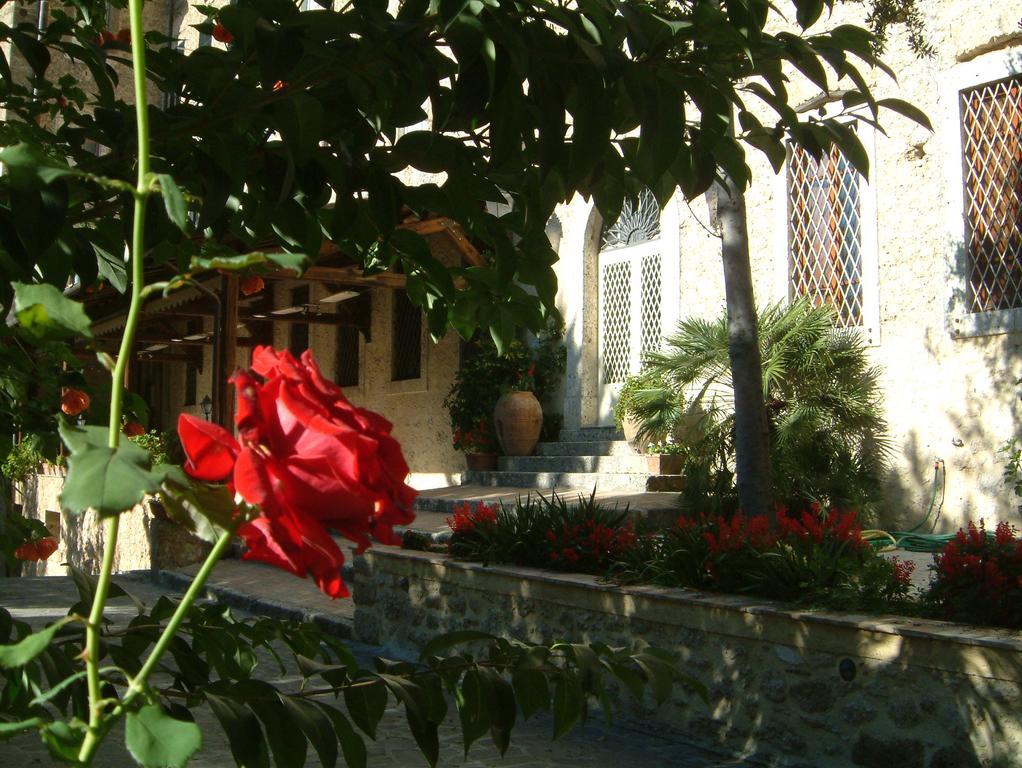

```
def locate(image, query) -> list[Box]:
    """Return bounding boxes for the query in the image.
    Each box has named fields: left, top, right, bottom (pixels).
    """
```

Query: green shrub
left=629, top=299, right=891, bottom=516
left=1, top=437, right=44, bottom=483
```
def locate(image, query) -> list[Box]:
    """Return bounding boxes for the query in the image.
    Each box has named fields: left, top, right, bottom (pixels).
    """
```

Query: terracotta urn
left=493, top=391, right=543, bottom=456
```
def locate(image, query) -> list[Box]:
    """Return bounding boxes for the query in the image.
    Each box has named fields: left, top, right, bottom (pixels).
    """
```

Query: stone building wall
left=354, top=547, right=1022, bottom=768
left=13, top=472, right=210, bottom=576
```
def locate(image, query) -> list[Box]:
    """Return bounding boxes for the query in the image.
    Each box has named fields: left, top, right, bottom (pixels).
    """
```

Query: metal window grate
left=392, top=290, right=422, bottom=381
left=600, top=260, right=631, bottom=384
left=601, top=188, right=661, bottom=250
left=961, top=75, right=1022, bottom=313
left=639, top=253, right=662, bottom=359
left=335, top=326, right=360, bottom=388
left=787, top=142, right=864, bottom=328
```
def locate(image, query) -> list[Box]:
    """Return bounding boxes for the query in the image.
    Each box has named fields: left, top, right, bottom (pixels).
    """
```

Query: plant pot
left=493, top=391, right=543, bottom=456
left=622, top=415, right=650, bottom=452
left=647, top=453, right=685, bottom=475
left=465, top=452, right=498, bottom=471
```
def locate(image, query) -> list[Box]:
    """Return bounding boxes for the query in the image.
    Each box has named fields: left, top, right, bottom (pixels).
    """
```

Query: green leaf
left=12, top=282, right=94, bottom=341
left=159, top=469, right=238, bottom=543
left=552, top=674, right=583, bottom=739
left=0, top=617, right=72, bottom=669
left=156, top=174, right=189, bottom=232
left=125, top=704, right=203, bottom=768
left=511, top=668, right=549, bottom=720
left=60, top=441, right=161, bottom=517
left=479, top=667, right=516, bottom=755
left=243, top=684, right=307, bottom=768
left=419, top=629, right=497, bottom=660
left=189, top=249, right=309, bottom=276
left=0, top=144, right=76, bottom=185
left=877, top=97, right=933, bottom=132
left=318, top=704, right=367, bottom=768
left=378, top=674, right=440, bottom=767
left=632, top=653, right=673, bottom=705
left=279, top=695, right=337, bottom=768
left=206, top=693, right=271, bottom=768
left=455, top=668, right=490, bottom=757
left=343, top=678, right=387, bottom=739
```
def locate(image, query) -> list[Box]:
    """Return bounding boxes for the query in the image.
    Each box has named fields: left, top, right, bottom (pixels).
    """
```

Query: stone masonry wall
left=14, top=474, right=210, bottom=576
left=354, top=547, right=1022, bottom=768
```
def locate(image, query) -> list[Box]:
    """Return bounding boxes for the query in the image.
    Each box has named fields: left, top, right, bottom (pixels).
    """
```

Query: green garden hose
left=863, top=460, right=954, bottom=553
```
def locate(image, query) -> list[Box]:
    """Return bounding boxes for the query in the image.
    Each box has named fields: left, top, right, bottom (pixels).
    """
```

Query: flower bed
left=436, top=497, right=1022, bottom=629
left=352, top=545, right=1022, bottom=768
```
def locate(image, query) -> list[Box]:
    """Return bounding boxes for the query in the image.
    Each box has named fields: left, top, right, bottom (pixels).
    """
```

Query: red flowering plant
left=613, top=505, right=914, bottom=608
left=177, top=346, right=417, bottom=598
left=451, top=418, right=496, bottom=453
left=445, top=491, right=635, bottom=574
left=927, top=520, right=1022, bottom=628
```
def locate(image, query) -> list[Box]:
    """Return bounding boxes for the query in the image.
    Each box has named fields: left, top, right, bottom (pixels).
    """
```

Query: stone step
left=462, top=469, right=651, bottom=492
left=535, top=440, right=636, bottom=457
left=557, top=426, right=624, bottom=443
left=411, top=487, right=593, bottom=515
left=500, top=454, right=649, bottom=474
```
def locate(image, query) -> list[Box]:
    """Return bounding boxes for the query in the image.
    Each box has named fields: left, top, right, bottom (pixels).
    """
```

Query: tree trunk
left=712, top=175, right=773, bottom=518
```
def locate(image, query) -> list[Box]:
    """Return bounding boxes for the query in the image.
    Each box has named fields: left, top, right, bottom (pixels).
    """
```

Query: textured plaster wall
left=551, top=3, right=1022, bottom=530
left=355, top=547, right=1022, bottom=768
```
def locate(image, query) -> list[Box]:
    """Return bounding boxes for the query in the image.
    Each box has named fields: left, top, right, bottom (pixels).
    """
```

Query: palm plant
left=624, top=299, right=891, bottom=516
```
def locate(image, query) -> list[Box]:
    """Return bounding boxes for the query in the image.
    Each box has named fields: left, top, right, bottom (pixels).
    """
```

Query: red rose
left=240, top=275, right=264, bottom=296
left=212, top=23, right=234, bottom=44
left=123, top=421, right=145, bottom=438
left=178, top=346, right=417, bottom=597
left=61, top=388, right=90, bottom=417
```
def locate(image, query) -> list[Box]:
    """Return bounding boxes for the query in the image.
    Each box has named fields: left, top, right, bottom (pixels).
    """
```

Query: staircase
left=462, top=426, right=653, bottom=492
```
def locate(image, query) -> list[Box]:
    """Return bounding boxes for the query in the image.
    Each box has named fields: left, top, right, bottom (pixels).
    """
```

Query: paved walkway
left=0, top=574, right=750, bottom=768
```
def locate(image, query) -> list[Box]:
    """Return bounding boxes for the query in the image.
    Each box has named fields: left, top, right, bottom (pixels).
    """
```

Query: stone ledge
left=361, top=546, right=1022, bottom=678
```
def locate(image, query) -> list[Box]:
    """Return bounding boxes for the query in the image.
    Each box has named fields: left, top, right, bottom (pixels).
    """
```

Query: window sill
left=949, top=308, right=1022, bottom=339
left=384, top=377, right=428, bottom=395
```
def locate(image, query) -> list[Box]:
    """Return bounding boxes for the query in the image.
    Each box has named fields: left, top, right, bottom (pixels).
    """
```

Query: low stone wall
left=13, top=474, right=210, bottom=576
left=353, top=547, right=1022, bottom=768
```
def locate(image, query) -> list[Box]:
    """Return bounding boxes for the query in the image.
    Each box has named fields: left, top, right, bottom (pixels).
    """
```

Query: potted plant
left=453, top=419, right=499, bottom=471
left=445, top=319, right=566, bottom=461
left=644, top=441, right=686, bottom=475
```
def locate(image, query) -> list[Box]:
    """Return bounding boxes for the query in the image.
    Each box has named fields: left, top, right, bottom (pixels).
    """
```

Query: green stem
left=78, top=0, right=151, bottom=762
left=77, top=529, right=235, bottom=764
left=122, top=529, right=235, bottom=705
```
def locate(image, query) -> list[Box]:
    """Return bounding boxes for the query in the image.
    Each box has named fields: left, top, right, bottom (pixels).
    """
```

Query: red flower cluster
left=452, top=419, right=494, bottom=453
left=776, top=507, right=867, bottom=550
left=15, top=537, right=58, bottom=562
left=95, top=29, right=130, bottom=47
left=679, top=512, right=776, bottom=554
left=178, top=346, right=417, bottom=598
left=889, top=556, right=916, bottom=587
left=446, top=502, right=498, bottom=534
left=930, top=520, right=1022, bottom=627
left=545, top=518, right=636, bottom=571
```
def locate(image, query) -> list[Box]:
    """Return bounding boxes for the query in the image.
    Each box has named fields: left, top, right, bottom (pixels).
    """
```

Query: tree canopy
left=0, top=0, right=927, bottom=451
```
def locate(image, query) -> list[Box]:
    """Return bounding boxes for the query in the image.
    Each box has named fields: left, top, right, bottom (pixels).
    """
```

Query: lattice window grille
left=960, top=75, right=1022, bottom=313
left=639, top=253, right=663, bottom=358
left=787, top=142, right=865, bottom=329
left=392, top=290, right=422, bottom=381
left=600, top=260, right=632, bottom=384
left=601, top=188, right=661, bottom=250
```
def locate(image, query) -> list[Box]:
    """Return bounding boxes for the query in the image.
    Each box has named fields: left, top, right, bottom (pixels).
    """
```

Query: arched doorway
left=593, top=189, right=679, bottom=425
